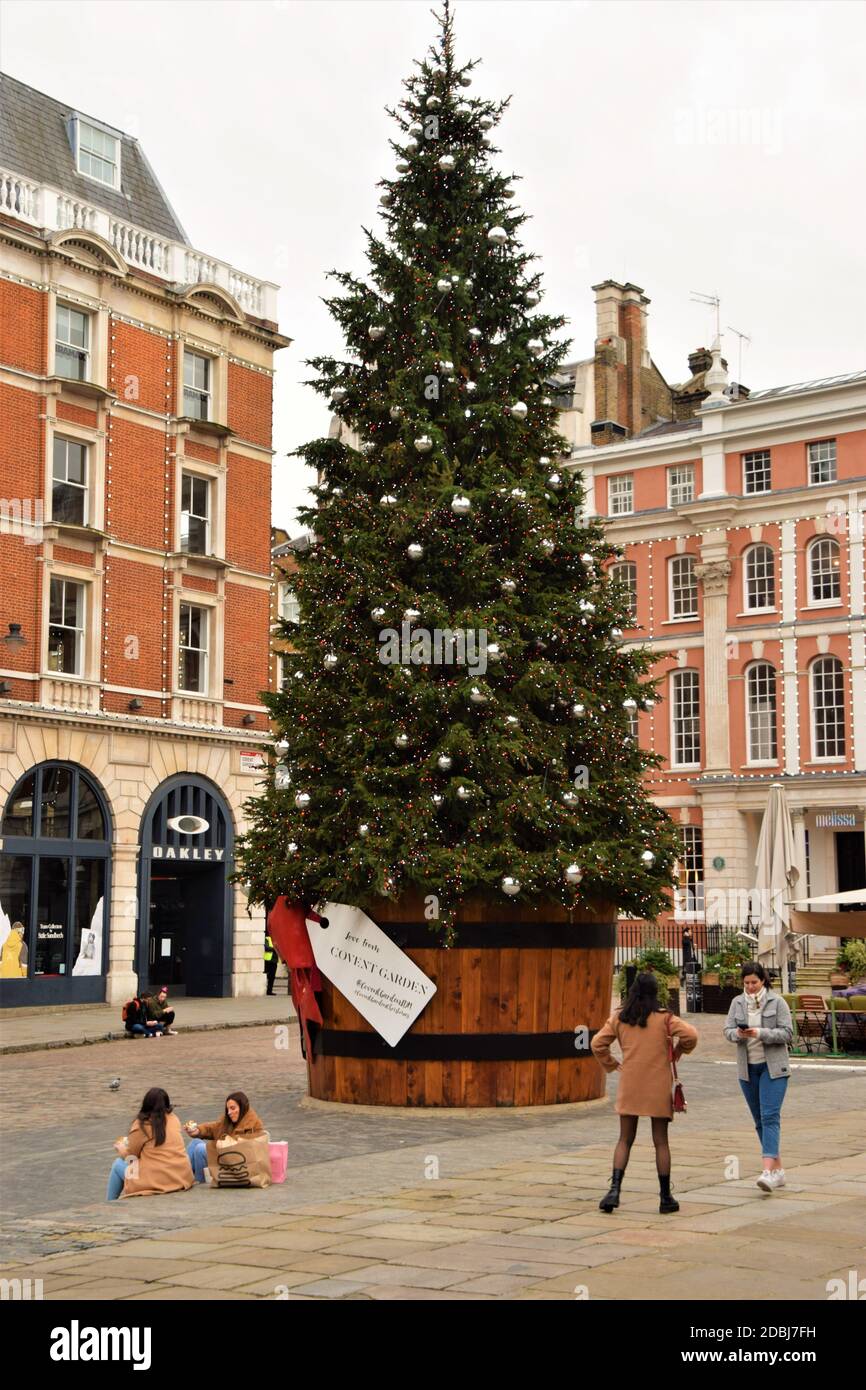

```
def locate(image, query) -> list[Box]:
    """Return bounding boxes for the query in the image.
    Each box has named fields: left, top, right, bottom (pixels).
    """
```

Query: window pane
left=40, top=767, right=72, bottom=838
left=34, top=857, right=69, bottom=976
left=184, top=515, right=207, bottom=553
left=746, top=546, right=775, bottom=609
left=72, top=859, right=105, bottom=974
left=63, top=584, right=81, bottom=627
left=180, top=649, right=203, bottom=691
left=2, top=775, right=36, bottom=837
left=0, top=854, right=31, bottom=977
left=192, top=477, right=209, bottom=515
left=809, top=540, right=841, bottom=602
left=53, top=480, right=85, bottom=525
left=49, top=578, right=63, bottom=626
left=747, top=664, right=777, bottom=762
left=77, top=777, right=106, bottom=840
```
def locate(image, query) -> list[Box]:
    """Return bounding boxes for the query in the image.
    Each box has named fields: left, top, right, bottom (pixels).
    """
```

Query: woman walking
left=592, top=971, right=698, bottom=1214
left=106, top=1087, right=194, bottom=1201
left=184, top=1091, right=265, bottom=1184
left=724, top=962, right=793, bottom=1192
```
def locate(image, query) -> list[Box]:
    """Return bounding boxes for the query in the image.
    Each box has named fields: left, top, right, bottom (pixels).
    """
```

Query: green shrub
left=836, top=940, right=866, bottom=982
left=704, top=932, right=755, bottom=988
left=615, top=940, right=678, bottom=1004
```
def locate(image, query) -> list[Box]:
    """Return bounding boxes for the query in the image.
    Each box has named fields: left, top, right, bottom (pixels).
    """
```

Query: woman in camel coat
left=183, top=1091, right=265, bottom=1183
left=592, top=971, right=698, bottom=1214
left=106, top=1087, right=194, bottom=1200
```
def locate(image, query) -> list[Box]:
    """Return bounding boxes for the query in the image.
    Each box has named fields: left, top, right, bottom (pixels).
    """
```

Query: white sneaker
left=757, top=1169, right=784, bottom=1192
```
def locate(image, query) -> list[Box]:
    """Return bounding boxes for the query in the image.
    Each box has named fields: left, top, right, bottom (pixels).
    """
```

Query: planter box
left=701, top=983, right=740, bottom=1014
left=307, top=894, right=617, bottom=1107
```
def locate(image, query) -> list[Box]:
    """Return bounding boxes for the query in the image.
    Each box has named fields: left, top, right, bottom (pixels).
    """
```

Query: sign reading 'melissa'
left=307, top=902, right=436, bottom=1048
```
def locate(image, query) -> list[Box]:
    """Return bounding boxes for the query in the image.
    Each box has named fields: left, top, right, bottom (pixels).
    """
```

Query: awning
left=787, top=889, right=866, bottom=907
left=788, top=910, right=866, bottom=940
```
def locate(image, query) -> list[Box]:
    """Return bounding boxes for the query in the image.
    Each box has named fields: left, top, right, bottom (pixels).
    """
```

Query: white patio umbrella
left=754, top=783, right=800, bottom=991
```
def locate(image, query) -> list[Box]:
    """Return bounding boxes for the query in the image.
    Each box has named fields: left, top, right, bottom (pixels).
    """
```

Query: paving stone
left=44, top=1279, right=153, bottom=1300
left=123, top=1288, right=258, bottom=1300
left=363, top=1286, right=492, bottom=1300
left=289, top=1277, right=372, bottom=1298
left=348, top=1223, right=479, bottom=1244
left=449, top=1273, right=543, bottom=1295
left=157, top=1263, right=283, bottom=1290
left=234, top=1273, right=324, bottom=1296
left=324, top=1238, right=438, bottom=1260
left=330, top=1263, right=467, bottom=1289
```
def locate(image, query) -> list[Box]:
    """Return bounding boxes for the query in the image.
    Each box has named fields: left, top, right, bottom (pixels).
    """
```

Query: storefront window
left=0, top=763, right=110, bottom=990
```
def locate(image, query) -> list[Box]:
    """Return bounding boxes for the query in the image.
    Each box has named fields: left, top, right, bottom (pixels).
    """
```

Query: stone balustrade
left=0, top=165, right=277, bottom=321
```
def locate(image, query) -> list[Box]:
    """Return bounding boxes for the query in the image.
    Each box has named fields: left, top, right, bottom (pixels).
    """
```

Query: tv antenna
left=690, top=290, right=721, bottom=342
left=726, top=325, right=752, bottom=385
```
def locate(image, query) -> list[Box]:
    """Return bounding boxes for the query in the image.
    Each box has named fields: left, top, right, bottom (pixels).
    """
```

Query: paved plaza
left=0, top=1011, right=864, bottom=1300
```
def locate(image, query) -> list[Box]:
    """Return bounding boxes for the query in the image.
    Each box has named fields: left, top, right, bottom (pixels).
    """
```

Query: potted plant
left=701, top=934, right=754, bottom=1012
left=615, top=942, right=679, bottom=1009
left=836, top=940, right=866, bottom=987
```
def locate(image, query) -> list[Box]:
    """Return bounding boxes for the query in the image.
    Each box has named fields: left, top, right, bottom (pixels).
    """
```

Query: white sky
left=2, top=0, right=864, bottom=529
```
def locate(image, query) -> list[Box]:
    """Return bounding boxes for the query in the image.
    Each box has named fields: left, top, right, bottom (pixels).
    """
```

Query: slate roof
left=0, top=72, right=188, bottom=243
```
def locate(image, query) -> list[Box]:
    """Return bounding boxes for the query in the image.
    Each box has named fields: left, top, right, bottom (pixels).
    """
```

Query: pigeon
left=109, top=1078, right=121, bottom=1091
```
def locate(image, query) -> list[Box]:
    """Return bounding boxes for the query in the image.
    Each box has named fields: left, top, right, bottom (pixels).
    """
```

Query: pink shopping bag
left=269, top=1141, right=288, bottom=1184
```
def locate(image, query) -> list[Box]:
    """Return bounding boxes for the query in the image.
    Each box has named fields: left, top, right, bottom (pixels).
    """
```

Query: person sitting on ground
left=124, top=993, right=163, bottom=1039
left=107, top=1087, right=195, bottom=1200
left=184, top=1091, right=265, bottom=1184
left=146, top=985, right=178, bottom=1035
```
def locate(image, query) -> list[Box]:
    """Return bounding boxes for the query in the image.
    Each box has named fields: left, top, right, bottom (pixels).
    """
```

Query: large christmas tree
left=239, top=4, right=678, bottom=934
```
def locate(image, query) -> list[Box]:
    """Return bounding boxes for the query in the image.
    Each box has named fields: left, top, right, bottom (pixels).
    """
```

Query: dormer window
left=72, top=116, right=121, bottom=190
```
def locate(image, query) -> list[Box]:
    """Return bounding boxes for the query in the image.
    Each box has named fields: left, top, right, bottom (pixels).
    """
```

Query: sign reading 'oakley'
left=152, top=846, right=227, bottom=861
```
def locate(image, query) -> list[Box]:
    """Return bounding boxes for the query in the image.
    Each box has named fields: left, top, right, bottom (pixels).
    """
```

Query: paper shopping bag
left=206, top=1132, right=272, bottom=1188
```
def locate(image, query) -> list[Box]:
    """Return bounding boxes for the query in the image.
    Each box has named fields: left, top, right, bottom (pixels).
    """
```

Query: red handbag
left=667, top=1014, right=687, bottom=1115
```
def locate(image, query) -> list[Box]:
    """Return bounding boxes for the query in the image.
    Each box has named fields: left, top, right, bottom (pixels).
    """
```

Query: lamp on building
left=242, top=713, right=256, bottom=726
left=128, top=697, right=143, bottom=711
left=2, top=623, right=25, bottom=646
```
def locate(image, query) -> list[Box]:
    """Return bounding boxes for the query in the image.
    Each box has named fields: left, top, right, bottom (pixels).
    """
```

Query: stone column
left=695, top=548, right=732, bottom=775
left=106, top=842, right=141, bottom=1006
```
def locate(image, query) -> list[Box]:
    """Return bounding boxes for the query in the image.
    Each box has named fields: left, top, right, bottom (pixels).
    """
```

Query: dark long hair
left=741, top=962, right=771, bottom=986
left=136, top=1087, right=172, bottom=1146
left=619, top=971, right=663, bottom=1028
left=225, top=1091, right=250, bottom=1130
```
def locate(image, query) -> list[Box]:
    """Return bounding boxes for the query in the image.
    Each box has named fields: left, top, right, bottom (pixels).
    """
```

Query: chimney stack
left=590, top=281, right=656, bottom=445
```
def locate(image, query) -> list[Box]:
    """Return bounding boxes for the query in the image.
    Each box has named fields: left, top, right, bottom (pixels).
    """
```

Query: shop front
left=0, top=762, right=112, bottom=1006
left=136, top=774, right=235, bottom=998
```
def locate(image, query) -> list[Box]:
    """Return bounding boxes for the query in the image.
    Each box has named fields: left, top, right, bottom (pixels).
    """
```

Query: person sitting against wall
left=146, top=986, right=178, bottom=1035
left=183, top=1092, right=265, bottom=1184
left=124, top=994, right=164, bottom=1039
left=107, top=1087, right=195, bottom=1200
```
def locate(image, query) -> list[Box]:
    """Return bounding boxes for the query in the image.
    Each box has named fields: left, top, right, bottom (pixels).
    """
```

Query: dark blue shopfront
left=137, top=775, right=235, bottom=998
left=0, top=762, right=111, bottom=1006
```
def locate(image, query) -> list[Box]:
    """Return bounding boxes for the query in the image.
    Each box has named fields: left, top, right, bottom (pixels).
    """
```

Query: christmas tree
left=239, top=3, right=678, bottom=935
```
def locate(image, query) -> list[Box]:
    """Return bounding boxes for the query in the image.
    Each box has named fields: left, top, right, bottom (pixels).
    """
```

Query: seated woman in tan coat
left=592, top=972, right=698, bottom=1214
left=107, top=1087, right=195, bottom=1200
left=183, top=1091, right=265, bottom=1184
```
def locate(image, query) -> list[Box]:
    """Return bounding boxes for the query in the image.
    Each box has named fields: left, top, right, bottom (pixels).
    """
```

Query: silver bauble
left=358, top=822, right=370, bottom=837
left=562, top=790, right=578, bottom=806
left=438, top=154, right=456, bottom=172
left=294, top=792, right=311, bottom=809
left=465, top=381, right=477, bottom=393
left=468, top=326, right=482, bottom=338
left=547, top=472, right=562, bottom=489
left=404, top=607, right=421, bottom=621
left=456, top=785, right=472, bottom=799
left=565, top=863, right=583, bottom=885
left=436, top=278, right=452, bottom=292
left=323, top=652, right=339, bottom=670
left=500, top=577, right=517, bottom=594
left=379, top=192, right=392, bottom=207
left=414, top=434, right=433, bottom=453
left=450, top=274, right=460, bottom=284
left=331, top=386, right=347, bottom=402
left=469, top=686, right=487, bottom=704
left=331, top=486, right=343, bottom=497
left=405, top=138, right=419, bottom=154
left=580, top=552, right=595, bottom=567
left=426, top=95, right=441, bottom=109
left=379, top=493, right=398, bottom=507
left=409, top=121, right=423, bottom=136
left=395, top=159, right=410, bottom=174
left=510, top=401, right=528, bottom=420
left=395, top=733, right=409, bottom=749
left=459, top=73, right=471, bottom=87
left=464, top=277, right=473, bottom=290
left=412, top=219, right=427, bottom=232
left=611, top=627, right=624, bottom=640
left=641, top=850, right=656, bottom=868
left=525, top=289, right=540, bottom=306
left=437, top=754, right=453, bottom=771
left=643, top=698, right=656, bottom=711
left=510, top=487, right=526, bottom=499
left=487, top=226, right=507, bottom=246
left=368, top=325, right=385, bottom=340
left=502, top=876, right=520, bottom=896
left=504, top=715, right=519, bottom=727
left=623, top=697, right=638, bottom=710
left=389, top=405, right=404, bottom=420
left=542, top=396, right=553, bottom=407
left=538, top=455, right=551, bottom=466
left=527, top=338, right=544, bottom=358
left=407, top=542, right=424, bottom=560
left=480, top=114, right=494, bottom=129
left=371, top=607, right=387, bottom=622
left=360, top=442, right=375, bottom=454
left=431, top=793, right=444, bottom=807
left=540, top=538, right=555, bottom=554
left=487, top=643, right=502, bottom=662
left=293, top=670, right=305, bottom=681
left=571, top=702, right=586, bottom=717
left=287, top=841, right=298, bottom=853
left=451, top=494, right=471, bottom=515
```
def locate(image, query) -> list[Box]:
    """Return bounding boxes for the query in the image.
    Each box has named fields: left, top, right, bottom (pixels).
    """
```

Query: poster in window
left=72, top=896, right=103, bottom=976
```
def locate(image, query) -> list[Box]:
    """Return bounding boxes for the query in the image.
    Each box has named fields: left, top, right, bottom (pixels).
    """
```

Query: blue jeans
left=739, top=1062, right=788, bottom=1160
left=187, top=1138, right=208, bottom=1183
left=107, top=1156, right=129, bottom=1201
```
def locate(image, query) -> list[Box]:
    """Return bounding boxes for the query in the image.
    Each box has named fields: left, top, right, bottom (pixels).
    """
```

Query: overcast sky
left=2, top=0, right=864, bottom=528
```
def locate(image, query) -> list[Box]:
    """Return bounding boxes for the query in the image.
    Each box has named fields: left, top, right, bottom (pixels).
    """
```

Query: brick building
left=0, top=75, right=288, bottom=1005
left=560, top=281, right=866, bottom=954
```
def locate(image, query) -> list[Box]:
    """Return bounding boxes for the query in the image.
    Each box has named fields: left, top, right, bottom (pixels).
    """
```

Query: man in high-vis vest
left=264, top=931, right=278, bottom=995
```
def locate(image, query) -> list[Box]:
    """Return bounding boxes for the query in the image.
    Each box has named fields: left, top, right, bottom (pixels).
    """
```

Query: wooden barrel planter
left=306, top=894, right=616, bottom=1107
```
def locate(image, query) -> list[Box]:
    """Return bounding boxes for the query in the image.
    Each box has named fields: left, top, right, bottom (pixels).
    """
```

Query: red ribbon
left=267, top=897, right=324, bottom=1057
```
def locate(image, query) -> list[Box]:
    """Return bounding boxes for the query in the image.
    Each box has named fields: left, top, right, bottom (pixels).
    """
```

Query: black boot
left=659, top=1174, right=679, bottom=1214
left=599, top=1168, right=625, bottom=1212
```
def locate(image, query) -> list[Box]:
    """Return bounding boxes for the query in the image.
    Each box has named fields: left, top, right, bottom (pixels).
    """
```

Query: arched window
left=0, top=763, right=110, bottom=987
left=669, top=555, right=698, bottom=619
left=609, top=562, right=637, bottom=622
left=808, top=537, right=841, bottom=604
left=670, top=669, right=701, bottom=768
left=744, top=544, right=776, bottom=611
left=746, top=662, right=778, bottom=763
left=810, top=656, right=845, bottom=760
